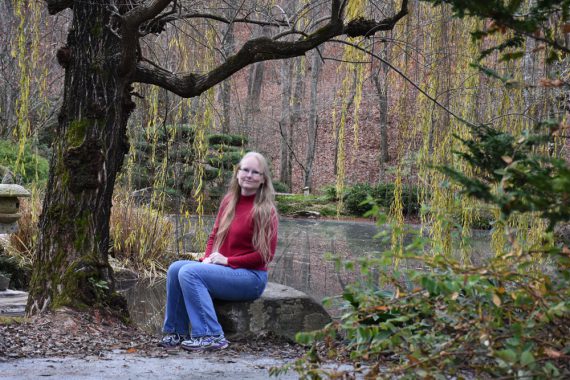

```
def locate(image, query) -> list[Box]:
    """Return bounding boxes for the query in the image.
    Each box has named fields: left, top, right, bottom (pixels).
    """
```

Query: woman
left=158, top=152, right=279, bottom=351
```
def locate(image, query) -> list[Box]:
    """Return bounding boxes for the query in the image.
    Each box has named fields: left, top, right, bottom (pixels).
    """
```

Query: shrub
left=320, top=184, right=341, bottom=201
left=0, top=140, right=49, bottom=185
left=283, top=124, right=570, bottom=379
left=110, top=192, right=175, bottom=277
left=343, top=182, right=420, bottom=216
left=207, top=133, right=248, bottom=146
left=272, top=181, right=290, bottom=193
left=207, top=151, right=242, bottom=169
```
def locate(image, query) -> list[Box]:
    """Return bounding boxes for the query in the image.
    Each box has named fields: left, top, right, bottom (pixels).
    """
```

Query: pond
left=121, top=217, right=492, bottom=334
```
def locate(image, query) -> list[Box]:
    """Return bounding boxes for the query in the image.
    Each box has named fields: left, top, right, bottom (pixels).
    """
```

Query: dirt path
left=0, top=351, right=298, bottom=379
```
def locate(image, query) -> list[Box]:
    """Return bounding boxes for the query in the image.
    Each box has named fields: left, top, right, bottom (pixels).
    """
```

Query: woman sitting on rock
left=158, top=151, right=279, bottom=351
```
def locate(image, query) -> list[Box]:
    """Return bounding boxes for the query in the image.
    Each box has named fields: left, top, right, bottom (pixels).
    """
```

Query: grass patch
left=0, top=316, right=27, bottom=325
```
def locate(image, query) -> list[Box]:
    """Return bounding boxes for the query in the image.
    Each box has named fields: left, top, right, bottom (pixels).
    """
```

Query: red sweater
left=204, top=194, right=278, bottom=271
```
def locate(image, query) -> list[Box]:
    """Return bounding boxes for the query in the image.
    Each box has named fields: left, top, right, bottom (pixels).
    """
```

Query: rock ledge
left=214, top=282, right=331, bottom=341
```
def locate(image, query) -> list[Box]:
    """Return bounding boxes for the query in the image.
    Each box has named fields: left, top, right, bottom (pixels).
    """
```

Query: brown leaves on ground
left=0, top=308, right=305, bottom=361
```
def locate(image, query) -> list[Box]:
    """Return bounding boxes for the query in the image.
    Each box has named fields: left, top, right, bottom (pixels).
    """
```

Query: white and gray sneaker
left=158, top=333, right=187, bottom=350
left=181, top=335, right=229, bottom=351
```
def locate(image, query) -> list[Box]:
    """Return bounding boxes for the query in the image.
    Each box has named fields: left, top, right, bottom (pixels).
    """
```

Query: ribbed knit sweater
left=204, top=194, right=278, bottom=271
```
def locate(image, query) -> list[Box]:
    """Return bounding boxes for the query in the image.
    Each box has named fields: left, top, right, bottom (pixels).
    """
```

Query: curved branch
left=344, top=0, right=408, bottom=37
left=142, top=12, right=290, bottom=35
left=134, top=24, right=341, bottom=97
left=123, top=0, right=173, bottom=29
left=134, top=0, right=409, bottom=98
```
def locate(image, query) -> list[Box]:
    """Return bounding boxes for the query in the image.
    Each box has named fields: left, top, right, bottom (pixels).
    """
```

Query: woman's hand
left=205, top=251, right=228, bottom=266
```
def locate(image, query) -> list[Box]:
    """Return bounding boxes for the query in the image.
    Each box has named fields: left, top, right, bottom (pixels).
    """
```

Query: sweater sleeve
left=202, top=196, right=228, bottom=259
left=226, top=212, right=279, bottom=269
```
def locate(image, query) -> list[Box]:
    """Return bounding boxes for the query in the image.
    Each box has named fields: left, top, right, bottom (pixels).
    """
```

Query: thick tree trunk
left=27, top=3, right=134, bottom=316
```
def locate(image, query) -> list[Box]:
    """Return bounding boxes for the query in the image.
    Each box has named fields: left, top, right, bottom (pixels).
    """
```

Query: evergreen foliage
left=0, top=140, right=49, bottom=185
left=343, top=182, right=420, bottom=216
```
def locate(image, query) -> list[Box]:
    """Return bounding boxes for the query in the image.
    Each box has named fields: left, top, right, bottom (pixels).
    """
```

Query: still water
left=121, top=217, right=491, bottom=334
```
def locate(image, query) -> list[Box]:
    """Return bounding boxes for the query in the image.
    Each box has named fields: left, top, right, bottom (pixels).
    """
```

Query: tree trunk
left=304, top=49, right=322, bottom=190
left=279, top=58, right=293, bottom=187
left=27, top=3, right=133, bottom=316
left=0, top=0, right=18, bottom=137
left=219, top=9, right=235, bottom=134
left=244, top=26, right=269, bottom=141
left=372, top=39, right=390, bottom=168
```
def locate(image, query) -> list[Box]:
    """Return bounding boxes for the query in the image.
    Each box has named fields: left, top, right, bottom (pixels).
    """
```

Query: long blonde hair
left=213, top=152, right=278, bottom=264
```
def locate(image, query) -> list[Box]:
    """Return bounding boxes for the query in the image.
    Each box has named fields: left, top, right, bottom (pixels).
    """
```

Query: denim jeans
left=162, top=260, right=267, bottom=337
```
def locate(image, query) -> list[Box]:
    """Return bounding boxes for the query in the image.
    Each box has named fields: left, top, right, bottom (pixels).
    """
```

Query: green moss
left=73, top=214, right=90, bottom=251
left=66, top=119, right=90, bottom=147
left=91, top=22, right=103, bottom=38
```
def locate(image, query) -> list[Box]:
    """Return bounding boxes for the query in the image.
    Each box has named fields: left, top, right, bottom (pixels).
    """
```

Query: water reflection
left=122, top=217, right=491, bottom=334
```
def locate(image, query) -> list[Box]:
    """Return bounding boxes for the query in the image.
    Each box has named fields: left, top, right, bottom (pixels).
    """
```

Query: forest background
left=3, top=0, right=565, bottom=199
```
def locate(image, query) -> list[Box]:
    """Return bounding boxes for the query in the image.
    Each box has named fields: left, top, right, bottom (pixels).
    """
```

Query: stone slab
left=0, top=289, right=28, bottom=316
left=214, top=282, right=331, bottom=342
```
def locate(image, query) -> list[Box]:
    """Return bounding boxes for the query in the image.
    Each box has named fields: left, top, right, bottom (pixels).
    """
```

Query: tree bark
left=27, top=1, right=134, bottom=316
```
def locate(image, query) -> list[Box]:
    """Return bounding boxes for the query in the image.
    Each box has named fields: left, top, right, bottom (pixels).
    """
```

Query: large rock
left=214, top=282, right=331, bottom=342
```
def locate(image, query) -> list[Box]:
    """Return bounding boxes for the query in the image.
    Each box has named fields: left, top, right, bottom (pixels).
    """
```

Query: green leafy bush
left=280, top=125, right=570, bottom=379
left=343, top=182, right=420, bottom=216
left=0, top=140, right=49, bottom=185
left=207, top=151, right=242, bottom=169
left=272, top=181, right=290, bottom=193
left=207, top=133, right=248, bottom=146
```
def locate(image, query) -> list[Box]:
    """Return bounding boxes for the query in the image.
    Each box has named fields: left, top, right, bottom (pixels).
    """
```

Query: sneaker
left=181, top=335, right=229, bottom=351
left=158, top=333, right=186, bottom=350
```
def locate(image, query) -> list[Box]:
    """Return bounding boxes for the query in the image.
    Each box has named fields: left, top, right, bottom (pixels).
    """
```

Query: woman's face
left=237, top=155, right=265, bottom=196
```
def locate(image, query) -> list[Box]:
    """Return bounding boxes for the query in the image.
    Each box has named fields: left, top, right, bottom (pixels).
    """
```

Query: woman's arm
left=202, top=196, right=229, bottom=260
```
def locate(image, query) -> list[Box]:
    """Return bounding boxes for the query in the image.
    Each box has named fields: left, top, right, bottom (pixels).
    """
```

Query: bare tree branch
left=123, top=0, right=172, bottom=29
left=133, top=0, right=408, bottom=98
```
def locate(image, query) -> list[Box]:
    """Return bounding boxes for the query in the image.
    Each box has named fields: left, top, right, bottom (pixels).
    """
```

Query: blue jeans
left=162, top=260, right=267, bottom=337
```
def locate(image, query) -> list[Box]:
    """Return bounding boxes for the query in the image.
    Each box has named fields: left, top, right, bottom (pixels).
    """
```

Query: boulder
left=214, top=282, right=331, bottom=342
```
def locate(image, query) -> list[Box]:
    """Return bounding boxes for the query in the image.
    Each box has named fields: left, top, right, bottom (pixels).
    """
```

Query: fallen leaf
left=492, top=293, right=501, bottom=307
left=545, top=348, right=563, bottom=359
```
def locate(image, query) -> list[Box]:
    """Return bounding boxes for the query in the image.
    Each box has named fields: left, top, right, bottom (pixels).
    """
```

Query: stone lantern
left=0, top=184, right=31, bottom=234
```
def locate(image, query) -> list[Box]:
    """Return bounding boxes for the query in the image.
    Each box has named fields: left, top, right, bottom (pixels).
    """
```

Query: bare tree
left=279, top=57, right=294, bottom=188
left=28, top=0, right=409, bottom=316
left=244, top=26, right=270, bottom=140
left=304, top=48, right=322, bottom=190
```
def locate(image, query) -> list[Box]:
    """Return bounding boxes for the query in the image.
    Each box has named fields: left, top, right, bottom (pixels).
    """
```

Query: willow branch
left=334, top=39, right=478, bottom=128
